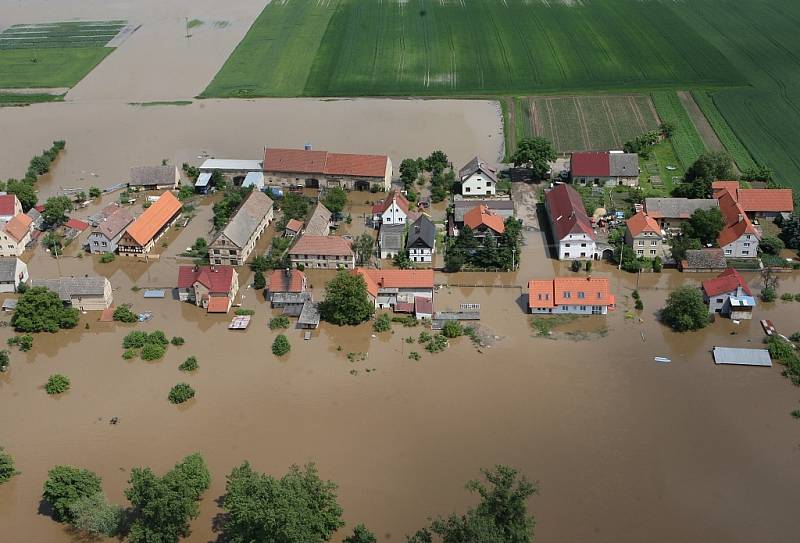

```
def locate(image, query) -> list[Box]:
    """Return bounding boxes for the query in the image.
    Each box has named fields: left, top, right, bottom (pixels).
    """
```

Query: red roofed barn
left=177, top=265, right=240, bottom=313
left=263, top=147, right=392, bottom=191
left=571, top=151, right=639, bottom=187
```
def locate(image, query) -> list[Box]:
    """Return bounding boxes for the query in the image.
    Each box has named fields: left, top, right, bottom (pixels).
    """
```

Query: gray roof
left=305, top=203, right=332, bottom=237
left=685, top=249, right=727, bottom=269
left=93, top=207, right=134, bottom=240
left=459, top=156, right=498, bottom=183
left=609, top=152, right=639, bottom=177
left=216, top=190, right=273, bottom=248
left=0, top=258, right=19, bottom=281
left=407, top=215, right=435, bottom=249
left=199, top=159, right=262, bottom=171
left=130, top=165, right=178, bottom=187
left=453, top=198, right=514, bottom=223
left=298, top=301, right=320, bottom=326
left=272, top=292, right=312, bottom=305
left=32, top=276, right=109, bottom=301
left=712, top=347, right=772, bottom=367
left=645, top=198, right=718, bottom=219
left=380, top=224, right=404, bottom=252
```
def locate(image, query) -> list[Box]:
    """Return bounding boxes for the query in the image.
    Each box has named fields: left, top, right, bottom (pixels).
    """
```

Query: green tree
left=168, top=383, right=195, bottom=403
left=179, top=356, right=198, bottom=372
left=777, top=214, right=800, bottom=249
left=279, top=193, right=310, bottom=226
left=253, top=270, right=266, bottom=290
left=761, top=267, right=779, bottom=302
left=353, top=233, right=375, bottom=266
left=668, top=235, right=702, bottom=262
left=400, top=158, right=420, bottom=187
left=344, top=524, right=377, bottom=543
left=0, top=447, right=17, bottom=484
left=661, top=286, right=709, bottom=332
left=42, top=195, right=74, bottom=227
left=510, top=137, right=556, bottom=178
left=319, top=270, right=375, bottom=325
left=272, top=334, right=290, bottom=356
left=250, top=255, right=271, bottom=273
left=740, top=164, right=774, bottom=184
left=444, top=249, right=465, bottom=273
left=394, top=250, right=412, bottom=269
left=269, top=316, right=290, bottom=330
left=409, top=465, right=537, bottom=543
left=373, top=313, right=391, bottom=332
left=11, top=286, right=80, bottom=332
left=6, top=179, right=38, bottom=211
left=0, top=349, right=9, bottom=373
left=442, top=320, right=463, bottom=338
left=113, top=304, right=137, bottom=323
left=685, top=151, right=733, bottom=183
left=126, top=453, right=210, bottom=543
left=322, top=187, right=347, bottom=214
left=68, top=492, right=124, bottom=537
left=426, top=150, right=449, bottom=174
left=210, top=170, right=226, bottom=189
left=45, top=374, right=70, bottom=394
left=89, top=186, right=102, bottom=199
left=683, top=207, right=725, bottom=246
left=759, top=234, right=785, bottom=255
left=220, top=462, right=344, bottom=543
left=42, top=465, right=102, bottom=523
left=659, top=121, right=675, bottom=138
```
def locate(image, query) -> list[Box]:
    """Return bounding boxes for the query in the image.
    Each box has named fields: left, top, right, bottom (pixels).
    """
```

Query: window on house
left=716, top=298, right=723, bottom=303
left=565, top=243, right=571, bottom=247
left=637, top=250, right=644, bottom=255
left=743, top=242, right=750, bottom=247
left=465, top=187, right=470, bottom=193
left=564, top=292, right=571, bottom=299
left=650, top=250, right=656, bottom=255
left=581, top=243, right=586, bottom=247
left=725, top=249, right=732, bottom=255
left=638, top=241, right=644, bottom=246
left=742, top=250, right=749, bottom=255
left=564, top=252, right=570, bottom=257
left=651, top=241, right=657, bottom=246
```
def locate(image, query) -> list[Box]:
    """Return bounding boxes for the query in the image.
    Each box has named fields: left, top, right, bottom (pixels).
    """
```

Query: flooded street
left=2, top=0, right=800, bottom=541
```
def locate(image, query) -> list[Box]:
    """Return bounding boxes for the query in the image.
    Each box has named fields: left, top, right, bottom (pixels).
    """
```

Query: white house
left=0, top=257, right=28, bottom=293
left=545, top=184, right=596, bottom=260
left=354, top=268, right=434, bottom=318
left=717, top=187, right=760, bottom=258
left=371, top=191, right=409, bottom=226
left=702, top=268, right=755, bottom=319
left=0, top=214, right=33, bottom=258
left=459, top=157, right=497, bottom=196
left=407, top=215, right=435, bottom=263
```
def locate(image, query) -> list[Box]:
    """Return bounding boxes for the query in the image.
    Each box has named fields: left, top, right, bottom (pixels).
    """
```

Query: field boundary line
left=545, top=98, right=561, bottom=151
left=574, top=97, right=590, bottom=150
left=530, top=97, right=542, bottom=137
left=628, top=95, right=647, bottom=134
left=601, top=97, right=622, bottom=148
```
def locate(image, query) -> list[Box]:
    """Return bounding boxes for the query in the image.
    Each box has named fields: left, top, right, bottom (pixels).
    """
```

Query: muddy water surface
left=1, top=201, right=800, bottom=542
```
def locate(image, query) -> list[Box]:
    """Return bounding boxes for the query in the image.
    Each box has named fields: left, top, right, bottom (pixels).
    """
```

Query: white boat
left=654, top=357, right=671, bottom=363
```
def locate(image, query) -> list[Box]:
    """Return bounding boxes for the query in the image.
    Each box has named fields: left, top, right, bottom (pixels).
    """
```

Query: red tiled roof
left=268, top=269, right=306, bottom=293
left=285, top=219, right=304, bottom=232
left=712, top=180, right=740, bottom=197
left=571, top=152, right=610, bottom=177
left=702, top=268, right=752, bottom=297
left=529, top=277, right=613, bottom=308
left=177, top=265, right=236, bottom=294
left=65, top=218, right=89, bottom=231
left=414, top=296, right=433, bottom=315
left=736, top=189, right=794, bottom=213
left=263, top=148, right=388, bottom=178
left=206, top=296, right=231, bottom=313
left=372, top=191, right=410, bottom=216
left=124, top=192, right=182, bottom=246
left=717, top=190, right=758, bottom=247
left=625, top=212, right=660, bottom=237
left=545, top=184, right=594, bottom=240
left=463, top=205, right=505, bottom=234
left=394, top=302, right=415, bottom=313
left=33, top=204, right=45, bottom=213
left=0, top=194, right=19, bottom=217
left=353, top=268, right=435, bottom=298
left=289, top=235, right=354, bottom=257
left=3, top=213, right=32, bottom=242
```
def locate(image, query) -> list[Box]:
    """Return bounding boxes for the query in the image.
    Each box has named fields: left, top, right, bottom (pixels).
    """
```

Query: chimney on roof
left=285, top=268, right=291, bottom=278
left=738, top=213, right=743, bottom=223
left=304, top=142, right=312, bottom=151
left=210, top=265, right=216, bottom=272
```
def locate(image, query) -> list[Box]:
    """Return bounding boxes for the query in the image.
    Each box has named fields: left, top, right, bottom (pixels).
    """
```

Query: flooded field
left=1, top=196, right=800, bottom=542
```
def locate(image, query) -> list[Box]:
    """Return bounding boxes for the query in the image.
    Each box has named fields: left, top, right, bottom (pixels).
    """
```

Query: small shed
left=195, top=172, right=212, bottom=194
left=241, top=172, right=265, bottom=190
left=298, top=301, right=320, bottom=329
left=712, top=347, right=772, bottom=367
left=143, top=289, right=165, bottom=298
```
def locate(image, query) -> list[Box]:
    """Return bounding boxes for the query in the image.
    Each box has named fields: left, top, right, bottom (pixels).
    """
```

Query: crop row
left=691, top=91, right=757, bottom=171
left=651, top=91, right=706, bottom=168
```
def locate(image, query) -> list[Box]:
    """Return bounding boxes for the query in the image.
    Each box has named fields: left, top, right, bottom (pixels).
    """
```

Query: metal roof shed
left=195, top=172, right=211, bottom=188
left=712, top=347, right=772, bottom=367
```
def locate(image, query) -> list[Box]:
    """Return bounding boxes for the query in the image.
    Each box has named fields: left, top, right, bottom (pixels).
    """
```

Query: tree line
left=33, top=451, right=537, bottom=543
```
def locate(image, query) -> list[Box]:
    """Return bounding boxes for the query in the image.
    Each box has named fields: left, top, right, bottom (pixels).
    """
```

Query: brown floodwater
left=2, top=200, right=800, bottom=542
left=2, top=0, right=800, bottom=541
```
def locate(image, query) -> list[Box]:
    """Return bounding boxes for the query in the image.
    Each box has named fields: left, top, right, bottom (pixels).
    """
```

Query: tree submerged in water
left=11, top=287, right=79, bottom=333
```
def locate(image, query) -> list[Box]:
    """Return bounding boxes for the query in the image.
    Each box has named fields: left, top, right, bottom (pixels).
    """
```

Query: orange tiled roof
left=3, top=213, right=32, bottom=243
left=206, top=296, right=231, bottom=313
left=625, top=211, right=660, bottom=237
left=463, top=205, right=505, bottom=234
left=285, top=219, right=304, bottom=232
left=712, top=180, right=740, bottom=197
left=372, top=191, right=410, bottom=216
left=717, top=190, right=758, bottom=247
left=268, top=269, right=306, bottom=293
left=263, top=148, right=388, bottom=178
left=736, top=189, right=794, bottom=213
left=528, top=277, right=614, bottom=308
left=289, top=235, right=354, bottom=257
left=353, top=268, right=435, bottom=298
left=124, top=192, right=181, bottom=246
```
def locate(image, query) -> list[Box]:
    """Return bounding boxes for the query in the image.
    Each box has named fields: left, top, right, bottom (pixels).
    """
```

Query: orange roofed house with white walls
left=528, top=276, right=615, bottom=315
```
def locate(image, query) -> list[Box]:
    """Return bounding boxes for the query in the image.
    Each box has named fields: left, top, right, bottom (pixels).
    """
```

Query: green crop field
left=203, top=0, right=743, bottom=98
left=0, top=21, right=125, bottom=95
left=651, top=91, right=706, bottom=169
left=507, top=95, right=659, bottom=154
left=667, top=1, right=800, bottom=187
left=691, top=91, right=757, bottom=172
